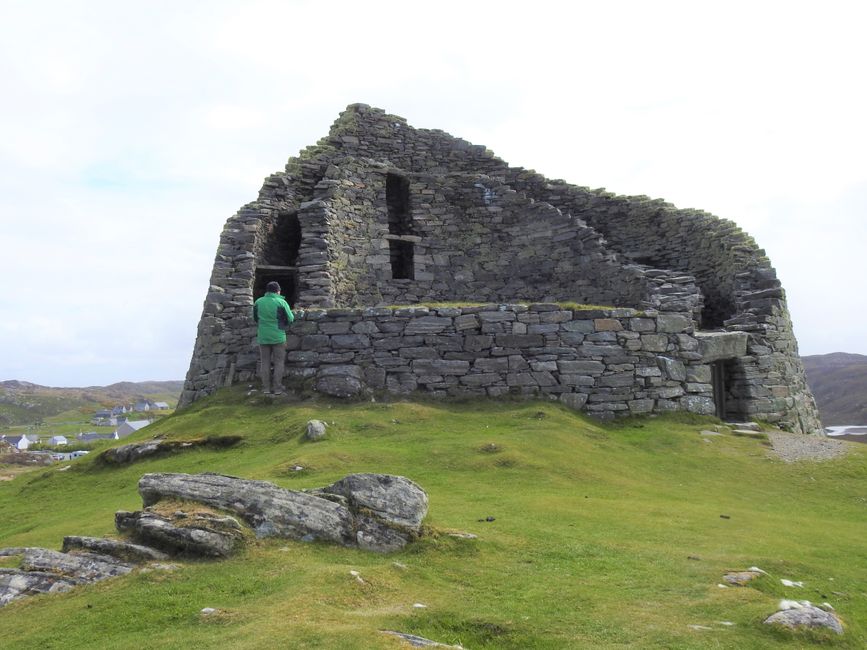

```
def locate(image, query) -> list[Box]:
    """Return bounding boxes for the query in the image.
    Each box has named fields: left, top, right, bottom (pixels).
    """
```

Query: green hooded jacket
left=253, top=292, right=294, bottom=344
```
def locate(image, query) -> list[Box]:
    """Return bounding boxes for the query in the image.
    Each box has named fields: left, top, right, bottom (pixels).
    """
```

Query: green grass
left=0, top=389, right=865, bottom=648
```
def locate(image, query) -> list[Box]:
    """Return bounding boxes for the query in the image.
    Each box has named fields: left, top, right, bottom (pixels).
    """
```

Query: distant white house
left=116, top=420, right=150, bottom=439
left=153, top=402, right=170, bottom=410
left=1, top=434, right=41, bottom=450
left=48, top=435, right=68, bottom=446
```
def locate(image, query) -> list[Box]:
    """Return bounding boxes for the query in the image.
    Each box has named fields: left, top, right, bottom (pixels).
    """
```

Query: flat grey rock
left=115, top=510, right=244, bottom=558
left=62, top=535, right=170, bottom=562
left=380, top=630, right=463, bottom=648
left=20, top=548, right=133, bottom=582
left=0, top=569, right=77, bottom=607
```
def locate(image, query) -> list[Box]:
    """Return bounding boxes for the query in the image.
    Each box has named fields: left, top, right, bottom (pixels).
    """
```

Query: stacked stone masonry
left=181, top=104, right=821, bottom=433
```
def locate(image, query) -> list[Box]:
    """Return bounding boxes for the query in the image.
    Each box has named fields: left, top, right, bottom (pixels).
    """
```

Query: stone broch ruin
left=180, top=104, right=821, bottom=434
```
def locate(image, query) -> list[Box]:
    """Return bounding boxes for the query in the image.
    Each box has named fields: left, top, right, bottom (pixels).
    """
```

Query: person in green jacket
left=253, top=281, right=295, bottom=394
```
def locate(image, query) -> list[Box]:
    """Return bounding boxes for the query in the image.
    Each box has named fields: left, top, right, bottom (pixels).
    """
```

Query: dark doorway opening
left=711, top=358, right=748, bottom=421
left=711, top=361, right=727, bottom=419
left=386, top=173, right=414, bottom=280
left=254, top=268, right=298, bottom=306
left=389, top=240, right=414, bottom=280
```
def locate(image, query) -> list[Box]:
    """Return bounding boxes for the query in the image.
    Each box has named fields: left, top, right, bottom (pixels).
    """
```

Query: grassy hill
left=1, top=389, right=865, bottom=648
left=802, top=353, right=867, bottom=425
left=0, top=380, right=183, bottom=427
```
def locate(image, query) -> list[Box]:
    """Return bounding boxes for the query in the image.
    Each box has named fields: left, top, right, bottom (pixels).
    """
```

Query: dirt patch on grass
left=767, top=431, right=849, bottom=462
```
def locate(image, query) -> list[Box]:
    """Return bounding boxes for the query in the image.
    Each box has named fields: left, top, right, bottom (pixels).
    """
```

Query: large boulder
left=764, top=605, right=844, bottom=635
left=316, top=474, right=428, bottom=529
left=137, top=472, right=428, bottom=552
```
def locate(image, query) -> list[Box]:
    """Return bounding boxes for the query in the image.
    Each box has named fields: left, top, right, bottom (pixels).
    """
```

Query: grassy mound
left=0, top=388, right=865, bottom=648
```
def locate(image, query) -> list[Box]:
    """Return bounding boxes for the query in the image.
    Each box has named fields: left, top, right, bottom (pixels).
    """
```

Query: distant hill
left=802, top=353, right=867, bottom=426
left=0, top=380, right=183, bottom=426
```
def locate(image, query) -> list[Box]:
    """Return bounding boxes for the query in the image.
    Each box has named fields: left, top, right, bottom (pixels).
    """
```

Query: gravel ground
left=766, top=431, right=849, bottom=463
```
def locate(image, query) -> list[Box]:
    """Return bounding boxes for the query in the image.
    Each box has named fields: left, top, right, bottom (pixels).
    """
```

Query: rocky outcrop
left=1, top=470, right=428, bottom=608
left=0, top=546, right=135, bottom=608
left=138, top=472, right=428, bottom=552
left=18, top=547, right=133, bottom=582
left=98, top=435, right=242, bottom=465
left=0, top=569, right=76, bottom=606
left=115, top=510, right=244, bottom=558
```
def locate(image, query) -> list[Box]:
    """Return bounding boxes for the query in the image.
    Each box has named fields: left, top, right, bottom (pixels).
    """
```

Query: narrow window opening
left=386, top=173, right=414, bottom=280
left=389, top=240, right=414, bottom=280
left=254, top=269, right=298, bottom=306
left=265, top=212, right=302, bottom=267
left=256, top=212, right=301, bottom=305
left=386, top=174, right=411, bottom=234
left=701, top=294, right=735, bottom=329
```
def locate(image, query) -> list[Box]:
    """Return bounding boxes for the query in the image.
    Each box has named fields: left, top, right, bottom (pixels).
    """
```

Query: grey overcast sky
left=1, top=0, right=865, bottom=386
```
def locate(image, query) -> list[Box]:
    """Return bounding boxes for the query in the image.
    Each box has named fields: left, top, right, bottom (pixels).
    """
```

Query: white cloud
left=1, top=0, right=865, bottom=385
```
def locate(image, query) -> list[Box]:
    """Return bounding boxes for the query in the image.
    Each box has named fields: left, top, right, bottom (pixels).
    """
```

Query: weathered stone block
left=412, top=360, right=470, bottom=375
left=640, top=334, right=669, bottom=352
left=557, top=360, right=605, bottom=374
left=559, top=374, right=595, bottom=386
left=657, top=356, right=687, bottom=381
left=474, top=357, right=509, bottom=373
left=562, top=320, right=596, bottom=333
left=598, top=373, right=635, bottom=388
left=685, top=365, right=712, bottom=383
left=594, top=318, right=623, bottom=331
left=657, top=313, right=692, bottom=333
left=460, top=373, right=501, bottom=386
left=695, top=331, right=749, bottom=362
left=495, top=334, right=544, bottom=347
left=331, top=335, right=371, bottom=349
left=560, top=393, right=589, bottom=410
left=682, top=395, right=715, bottom=415
left=629, top=318, right=656, bottom=332
left=464, top=335, right=493, bottom=352
left=399, top=347, right=440, bottom=360
left=507, top=373, right=537, bottom=386
left=404, top=317, right=452, bottom=335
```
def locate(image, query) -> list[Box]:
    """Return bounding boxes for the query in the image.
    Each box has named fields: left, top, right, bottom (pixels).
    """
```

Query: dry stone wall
left=180, top=104, right=822, bottom=433
left=186, top=303, right=719, bottom=421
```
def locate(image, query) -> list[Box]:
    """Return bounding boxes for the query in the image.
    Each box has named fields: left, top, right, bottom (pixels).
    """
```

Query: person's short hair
left=265, top=281, right=281, bottom=293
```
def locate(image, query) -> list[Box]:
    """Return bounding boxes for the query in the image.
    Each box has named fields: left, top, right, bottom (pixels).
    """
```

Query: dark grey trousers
left=259, top=342, right=286, bottom=393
